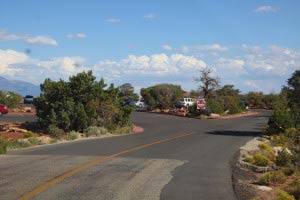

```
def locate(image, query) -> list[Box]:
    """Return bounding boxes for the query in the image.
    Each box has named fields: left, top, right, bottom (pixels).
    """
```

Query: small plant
left=67, top=131, right=78, bottom=140
left=258, top=143, right=276, bottom=162
left=28, top=137, right=42, bottom=145
left=271, top=134, right=291, bottom=147
left=0, top=135, right=7, bottom=154
left=287, top=178, right=300, bottom=199
left=275, top=190, right=295, bottom=200
left=6, top=140, right=31, bottom=149
left=84, top=126, right=108, bottom=136
left=48, top=125, right=64, bottom=139
left=276, top=149, right=292, bottom=167
left=23, top=131, right=34, bottom=138
left=243, top=156, right=255, bottom=164
left=259, top=171, right=286, bottom=185
left=280, top=167, right=294, bottom=176
left=112, top=125, right=133, bottom=134
left=253, top=154, right=270, bottom=167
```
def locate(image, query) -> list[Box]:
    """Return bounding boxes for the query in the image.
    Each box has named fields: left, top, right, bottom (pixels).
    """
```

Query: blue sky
left=1, top=0, right=300, bottom=93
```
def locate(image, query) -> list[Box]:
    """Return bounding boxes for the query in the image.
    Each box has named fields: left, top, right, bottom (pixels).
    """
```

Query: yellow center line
left=19, top=132, right=195, bottom=200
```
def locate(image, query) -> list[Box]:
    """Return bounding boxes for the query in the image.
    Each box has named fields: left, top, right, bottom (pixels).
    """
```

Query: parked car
left=135, top=100, right=147, bottom=108
left=180, top=97, right=195, bottom=107
left=0, top=104, right=8, bottom=116
left=24, top=95, right=34, bottom=104
left=124, top=99, right=136, bottom=106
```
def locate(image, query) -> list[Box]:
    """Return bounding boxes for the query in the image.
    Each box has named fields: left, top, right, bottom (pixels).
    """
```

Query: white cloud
left=161, top=45, right=173, bottom=51
left=105, top=18, right=121, bottom=23
left=0, top=49, right=28, bottom=76
left=76, top=33, right=86, bottom=39
left=255, top=6, right=277, bottom=13
left=66, top=33, right=86, bottom=39
left=163, top=44, right=229, bottom=53
left=93, top=54, right=206, bottom=79
left=0, top=30, right=57, bottom=46
left=214, top=58, right=245, bottom=74
left=144, top=13, right=157, bottom=19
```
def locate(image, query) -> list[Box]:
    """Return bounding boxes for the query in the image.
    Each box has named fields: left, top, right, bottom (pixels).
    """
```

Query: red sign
left=197, top=99, right=206, bottom=110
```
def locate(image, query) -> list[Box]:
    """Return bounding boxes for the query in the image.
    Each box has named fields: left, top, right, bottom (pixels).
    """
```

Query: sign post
left=197, top=99, right=206, bottom=110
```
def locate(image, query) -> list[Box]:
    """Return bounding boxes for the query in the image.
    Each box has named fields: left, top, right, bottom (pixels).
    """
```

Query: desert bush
left=271, top=134, right=292, bottom=147
left=48, top=125, right=64, bottom=139
left=253, top=154, right=270, bottom=167
left=286, top=178, right=300, bottom=199
left=259, top=143, right=276, bottom=162
left=280, top=167, right=294, bottom=176
left=0, top=91, right=23, bottom=108
left=275, top=190, right=295, bottom=200
left=112, top=125, right=133, bottom=134
left=259, top=171, right=286, bottom=185
left=28, top=137, right=42, bottom=145
left=84, top=126, right=108, bottom=136
left=243, top=156, right=255, bottom=164
left=276, top=149, right=292, bottom=167
left=268, top=109, right=294, bottom=133
left=0, top=135, right=7, bottom=154
left=23, top=131, right=34, bottom=138
left=206, top=98, right=224, bottom=114
left=6, top=140, right=31, bottom=149
left=67, top=131, right=79, bottom=140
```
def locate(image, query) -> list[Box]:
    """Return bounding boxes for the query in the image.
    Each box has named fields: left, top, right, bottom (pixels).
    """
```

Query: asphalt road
left=0, top=111, right=270, bottom=200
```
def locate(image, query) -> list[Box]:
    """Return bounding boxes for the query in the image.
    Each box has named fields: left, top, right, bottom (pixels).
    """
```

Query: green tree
left=216, top=85, right=240, bottom=97
left=34, top=71, right=133, bottom=132
left=118, top=83, right=139, bottom=100
left=141, top=84, right=183, bottom=110
left=0, top=91, right=23, bottom=108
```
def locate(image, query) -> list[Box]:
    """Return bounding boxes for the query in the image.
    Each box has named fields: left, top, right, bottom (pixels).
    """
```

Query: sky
left=0, top=0, right=300, bottom=94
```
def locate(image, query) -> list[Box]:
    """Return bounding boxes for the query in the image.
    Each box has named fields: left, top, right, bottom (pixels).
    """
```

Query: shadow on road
left=206, top=130, right=262, bottom=137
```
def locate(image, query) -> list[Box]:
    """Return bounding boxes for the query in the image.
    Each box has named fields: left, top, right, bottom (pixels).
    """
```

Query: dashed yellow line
left=19, top=132, right=195, bottom=200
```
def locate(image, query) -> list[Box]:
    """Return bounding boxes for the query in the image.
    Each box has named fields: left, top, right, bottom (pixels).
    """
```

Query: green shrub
left=258, top=143, right=276, bottom=162
left=23, top=131, right=34, bottom=138
left=28, top=137, right=42, bottom=145
left=276, top=149, right=292, bottom=167
left=112, top=125, right=133, bottom=134
left=280, top=167, right=294, bottom=176
left=67, top=131, right=79, bottom=140
left=259, top=171, right=286, bottom=185
left=275, top=190, right=295, bottom=200
left=48, top=125, right=64, bottom=139
left=253, top=154, right=270, bottom=167
left=286, top=178, right=300, bottom=199
left=243, top=156, right=255, bottom=164
left=206, top=98, right=224, bottom=114
left=84, top=126, right=108, bottom=136
left=0, top=135, right=7, bottom=154
left=6, top=140, right=31, bottom=149
left=268, top=109, right=294, bottom=133
left=271, top=134, right=291, bottom=147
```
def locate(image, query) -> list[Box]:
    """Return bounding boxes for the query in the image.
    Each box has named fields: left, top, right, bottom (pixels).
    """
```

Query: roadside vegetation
left=0, top=71, right=140, bottom=153
left=236, top=69, right=300, bottom=200
left=0, top=91, right=23, bottom=108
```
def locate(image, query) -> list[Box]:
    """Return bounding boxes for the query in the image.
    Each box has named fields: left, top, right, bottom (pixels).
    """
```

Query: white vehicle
left=135, top=100, right=146, bottom=108
left=181, top=97, right=195, bottom=107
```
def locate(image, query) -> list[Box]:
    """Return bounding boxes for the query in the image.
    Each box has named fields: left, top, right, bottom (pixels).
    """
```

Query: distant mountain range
left=0, top=76, right=40, bottom=97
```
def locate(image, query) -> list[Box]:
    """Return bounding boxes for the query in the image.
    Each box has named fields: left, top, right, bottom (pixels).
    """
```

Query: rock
left=273, top=146, right=292, bottom=156
left=256, top=185, right=272, bottom=191
left=210, top=113, right=220, bottom=118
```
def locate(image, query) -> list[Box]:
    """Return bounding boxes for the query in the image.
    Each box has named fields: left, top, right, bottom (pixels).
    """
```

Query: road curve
left=0, top=111, right=270, bottom=200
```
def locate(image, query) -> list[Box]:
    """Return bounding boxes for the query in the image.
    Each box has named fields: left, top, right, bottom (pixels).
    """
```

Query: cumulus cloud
left=255, top=6, right=277, bottom=13
left=0, top=30, right=57, bottom=46
left=93, top=54, right=206, bottom=78
left=214, top=57, right=245, bottom=74
left=66, top=33, right=87, bottom=39
left=144, top=13, right=157, bottom=19
left=105, top=18, right=121, bottom=23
